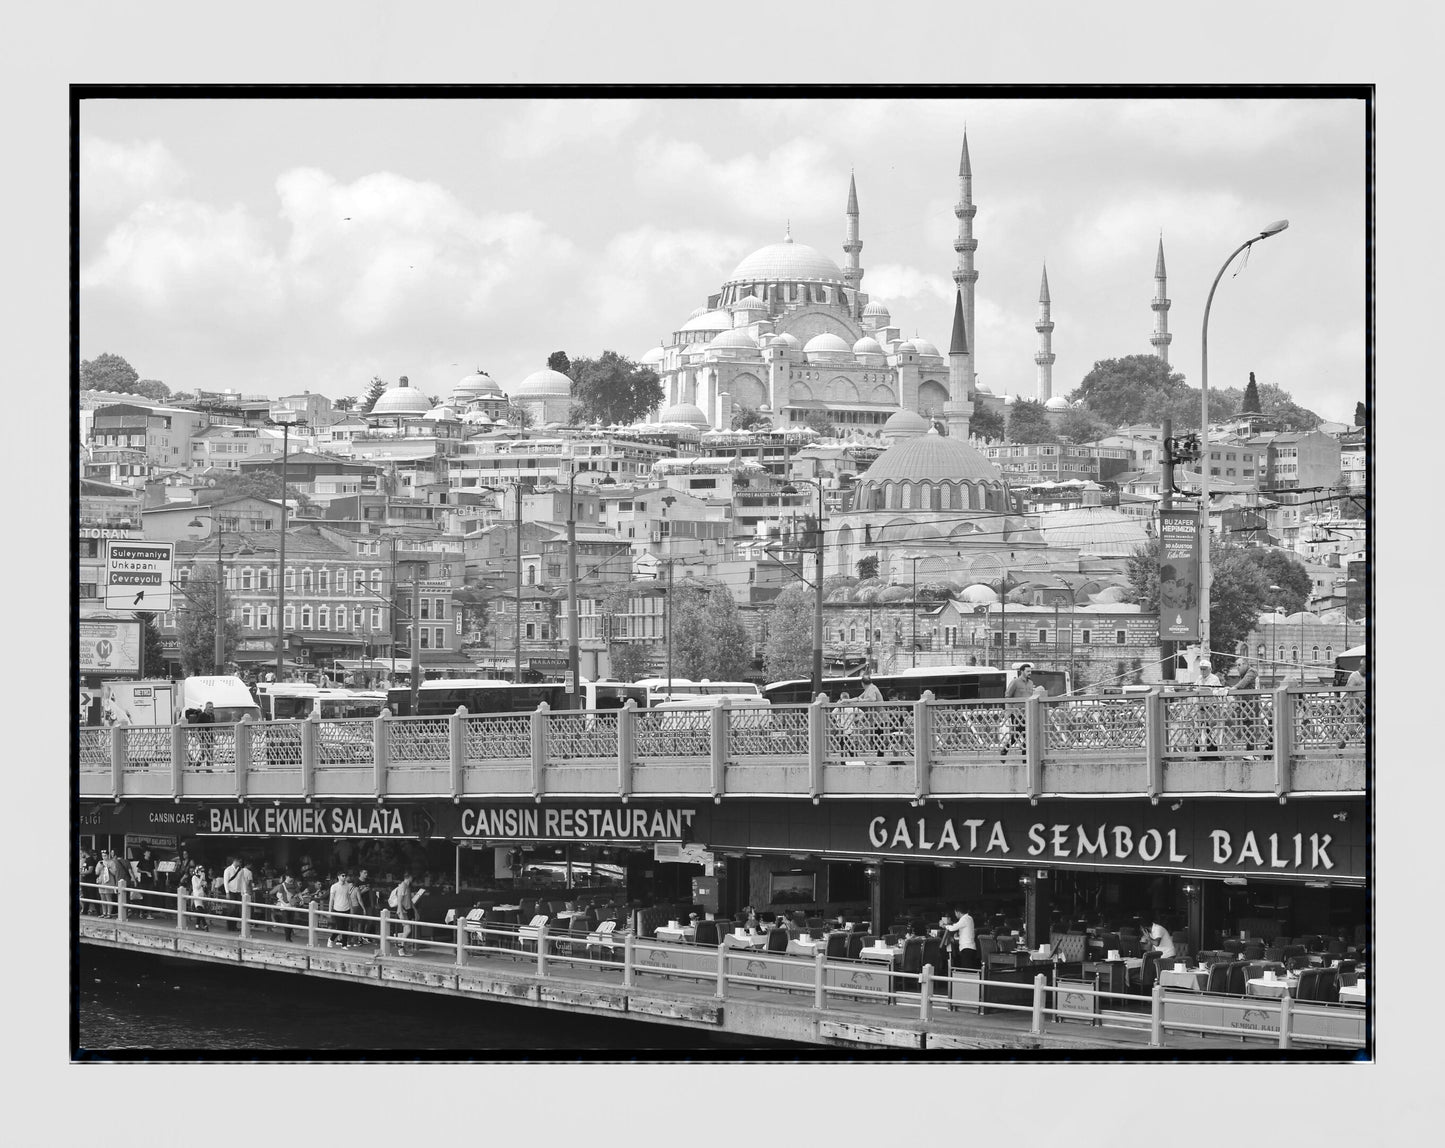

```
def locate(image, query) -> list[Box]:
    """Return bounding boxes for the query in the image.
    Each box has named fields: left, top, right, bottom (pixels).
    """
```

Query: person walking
left=943, top=905, right=980, bottom=970
left=192, top=700, right=217, bottom=768
left=1001, top=664, right=1034, bottom=759
left=222, top=855, right=242, bottom=931
left=389, top=873, right=415, bottom=955
left=95, top=850, right=115, bottom=918
left=1195, top=660, right=1224, bottom=752
left=274, top=875, right=303, bottom=943
left=327, top=872, right=353, bottom=948
left=346, top=872, right=369, bottom=947
left=856, top=670, right=883, bottom=757
left=190, top=865, right=211, bottom=931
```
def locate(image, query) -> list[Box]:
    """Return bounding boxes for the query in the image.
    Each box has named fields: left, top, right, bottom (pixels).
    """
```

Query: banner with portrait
left=1158, top=511, right=1201, bottom=640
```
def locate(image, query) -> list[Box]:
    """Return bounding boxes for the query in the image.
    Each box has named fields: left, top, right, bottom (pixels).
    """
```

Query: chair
left=847, top=933, right=871, bottom=960
left=1221, top=938, right=1244, bottom=956
left=921, top=938, right=947, bottom=982
left=766, top=927, right=790, bottom=953
left=1139, top=951, right=1162, bottom=996
left=1293, top=968, right=1321, bottom=1002
left=1264, top=946, right=1285, bottom=963
left=977, top=935, right=998, bottom=963
left=1335, top=959, right=1358, bottom=987
left=807, top=917, right=828, bottom=931
left=1170, top=931, right=1190, bottom=960
left=1298, top=933, right=1325, bottom=953
left=1243, top=942, right=1265, bottom=961
left=1205, top=962, right=1231, bottom=994
left=1287, top=954, right=1311, bottom=973
left=1273, top=935, right=1292, bottom=949
left=1313, top=968, right=1340, bottom=1003
left=898, top=937, right=925, bottom=997
left=1118, top=935, right=1143, bottom=958
left=826, top=931, right=850, bottom=960
left=565, top=913, right=590, bottom=957
left=518, top=899, right=536, bottom=919
left=791, top=911, right=809, bottom=929
left=1224, top=960, right=1250, bottom=996
left=883, top=932, right=904, bottom=947
left=1281, top=944, right=1307, bottom=963
left=1327, top=938, right=1346, bottom=958
left=1100, top=932, right=1121, bottom=955
left=694, top=919, right=721, bottom=946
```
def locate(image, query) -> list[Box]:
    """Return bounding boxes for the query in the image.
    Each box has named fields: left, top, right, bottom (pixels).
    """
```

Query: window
left=284, top=606, right=295, bottom=630
left=1039, top=629, right=1049, bottom=644
left=1311, top=644, right=1319, bottom=662
left=259, top=567, right=272, bottom=591
left=258, top=606, right=270, bottom=631
left=371, top=569, right=382, bottom=593
left=526, top=565, right=537, bottom=585
left=525, top=623, right=536, bottom=640
left=1291, top=646, right=1299, bottom=663
left=420, top=598, right=430, bottom=620
left=419, top=628, right=430, bottom=649
left=242, top=605, right=253, bottom=629
left=302, top=568, right=313, bottom=592
left=1008, top=632, right=1017, bottom=647
left=335, top=606, right=348, bottom=631
left=1116, top=630, right=1127, bottom=644
left=434, top=627, right=445, bottom=648
left=849, top=627, right=857, bottom=643
left=301, top=606, right=313, bottom=629
left=1325, top=645, right=1333, bottom=663
left=354, top=607, right=364, bottom=630
left=318, top=568, right=329, bottom=593
left=285, top=568, right=295, bottom=591
left=354, top=570, right=365, bottom=594
left=433, top=597, right=446, bottom=620
left=1080, top=630, right=1092, bottom=645
left=241, top=567, right=253, bottom=590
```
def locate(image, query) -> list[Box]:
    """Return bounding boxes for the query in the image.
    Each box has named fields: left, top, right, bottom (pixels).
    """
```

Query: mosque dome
left=723, top=234, right=846, bottom=287
left=371, top=378, right=434, bottom=417
left=1045, top=396, right=1069, bottom=412
left=681, top=308, right=733, bottom=333
left=688, top=305, right=709, bottom=319
left=860, top=428, right=1004, bottom=486
left=510, top=367, right=574, bottom=399
left=896, top=340, right=918, bottom=355
left=733, top=295, right=768, bottom=313
left=803, top=332, right=852, bottom=361
left=657, top=402, right=710, bottom=429
left=639, top=345, right=665, bottom=366
left=774, top=332, right=802, bottom=350
left=881, top=409, right=931, bottom=439
left=911, top=338, right=941, bottom=359
left=862, top=300, right=892, bottom=321
left=452, top=370, right=503, bottom=400
left=974, top=381, right=993, bottom=395
left=958, top=584, right=1001, bottom=605
left=708, top=329, right=759, bottom=351
left=852, top=336, right=885, bottom=356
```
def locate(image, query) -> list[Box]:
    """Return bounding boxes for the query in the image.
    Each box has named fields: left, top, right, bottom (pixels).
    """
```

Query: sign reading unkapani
left=1158, top=510, right=1201, bottom=640
left=459, top=805, right=696, bottom=842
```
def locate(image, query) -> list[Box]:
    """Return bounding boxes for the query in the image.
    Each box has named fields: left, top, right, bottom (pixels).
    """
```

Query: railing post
left=450, top=706, right=466, bottom=800
left=240, top=890, right=252, bottom=940
left=116, top=880, right=128, bottom=925
left=710, top=702, right=727, bottom=802
left=1273, top=687, right=1294, bottom=801
left=914, top=691, right=933, bottom=803
left=235, top=717, right=251, bottom=800
left=377, top=907, right=389, bottom=956
left=808, top=694, right=827, bottom=801
left=531, top=702, right=548, bottom=801
left=177, top=887, right=188, bottom=931
left=1277, top=993, right=1292, bottom=1049
left=1149, top=982, right=1165, bottom=1047
left=623, top=932, right=635, bottom=989
left=715, top=942, right=727, bottom=999
left=1030, top=972, right=1046, bottom=1035
left=455, top=919, right=468, bottom=967
left=537, top=922, right=548, bottom=977
left=171, top=723, right=185, bottom=799
left=814, top=950, right=827, bottom=1011
left=300, top=717, right=316, bottom=799
left=308, top=901, right=320, bottom=949
left=619, top=700, right=636, bottom=802
left=920, top=962, right=935, bottom=1024
left=1144, top=690, right=1165, bottom=800
left=1025, top=695, right=1044, bottom=802
left=373, top=711, right=390, bottom=800
left=110, top=724, right=127, bottom=800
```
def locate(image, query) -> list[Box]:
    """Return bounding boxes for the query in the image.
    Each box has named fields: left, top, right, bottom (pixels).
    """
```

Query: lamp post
left=1198, top=219, right=1289, bottom=664
left=908, top=555, right=924, bottom=669
left=567, top=466, right=615, bottom=708
left=782, top=466, right=827, bottom=696
left=265, top=415, right=308, bottom=682
left=661, top=495, right=676, bottom=694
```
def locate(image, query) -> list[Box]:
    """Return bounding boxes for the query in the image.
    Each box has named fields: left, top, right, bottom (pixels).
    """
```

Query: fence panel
left=730, top=705, right=809, bottom=760
left=1045, top=697, right=1147, bottom=752
left=930, top=701, right=1011, bottom=757
left=1293, top=690, right=1366, bottom=750
left=546, top=712, right=619, bottom=759
left=386, top=717, right=450, bottom=763
left=635, top=708, right=712, bottom=758
left=829, top=701, right=915, bottom=761
left=463, top=715, right=532, bottom=762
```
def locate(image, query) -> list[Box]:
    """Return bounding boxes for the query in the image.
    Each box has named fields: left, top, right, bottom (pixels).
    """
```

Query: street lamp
left=781, top=465, right=827, bottom=696
left=567, top=466, right=615, bottom=708
left=264, top=415, right=308, bottom=681
left=1199, top=219, right=1289, bottom=663
left=661, top=495, right=676, bottom=694
left=188, top=514, right=253, bottom=674
left=908, top=555, right=924, bottom=669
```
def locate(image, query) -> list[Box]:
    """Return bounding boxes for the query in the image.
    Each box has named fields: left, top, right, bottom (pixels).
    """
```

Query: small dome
left=958, top=584, right=1000, bottom=605
left=974, top=381, right=993, bottom=395
left=510, top=367, right=574, bottom=399
left=803, top=332, right=851, bottom=360
left=681, top=309, right=732, bottom=332
left=688, top=305, right=709, bottom=319
left=862, top=300, right=891, bottom=319
left=657, top=402, right=710, bottom=429
left=882, top=409, right=931, bottom=438
left=911, top=338, right=941, bottom=358
left=371, top=378, right=434, bottom=416
left=859, top=428, right=1004, bottom=485
left=452, top=370, right=503, bottom=400
left=852, top=336, right=885, bottom=356
left=1045, top=396, right=1069, bottom=411
left=775, top=332, right=801, bottom=349
left=708, top=329, right=759, bottom=351
left=896, top=340, right=918, bottom=355
left=639, top=346, right=665, bottom=365
left=734, top=295, right=768, bottom=312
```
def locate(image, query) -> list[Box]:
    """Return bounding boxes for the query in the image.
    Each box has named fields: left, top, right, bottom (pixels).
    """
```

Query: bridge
left=80, top=687, right=1365, bottom=803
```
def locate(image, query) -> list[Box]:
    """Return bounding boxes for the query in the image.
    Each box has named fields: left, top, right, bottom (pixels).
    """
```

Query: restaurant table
left=1082, top=959, right=1142, bottom=998
left=490, top=904, right=521, bottom=912
left=1246, top=975, right=1299, bottom=999
left=1339, top=979, right=1367, bottom=1005
left=1158, top=967, right=1211, bottom=991
left=860, top=943, right=902, bottom=965
left=787, top=938, right=822, bottom=958
left=654, top=925, right=696, bottom=944
left=724, top=931, right=769, bottom=950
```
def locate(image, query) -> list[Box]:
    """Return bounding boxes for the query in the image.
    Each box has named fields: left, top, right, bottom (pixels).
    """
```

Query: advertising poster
left=79, top=619, right=142, bottom=675
left=1157, top=511, right=1201, bottom=640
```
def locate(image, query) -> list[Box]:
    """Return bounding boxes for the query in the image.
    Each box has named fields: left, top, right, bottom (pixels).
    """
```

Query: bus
left=760, top=664, right=1070, bottom=707
left=256, top=684, right=387, bottom=721
left=632, top=678, right=763, bottom=706
left=1333, top=644, right=1366, bottom=686
left=384, top=679, right=647, bottom=717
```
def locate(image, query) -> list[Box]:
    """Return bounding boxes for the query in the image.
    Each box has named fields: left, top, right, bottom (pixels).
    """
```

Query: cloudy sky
left=80, top=95, right=1365, bottom=422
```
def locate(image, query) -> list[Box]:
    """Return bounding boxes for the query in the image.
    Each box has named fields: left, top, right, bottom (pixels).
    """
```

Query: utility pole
left=513, top=485, right=523, bottom=684
left=410, top=570, right=422, bottom=714
left=811, top=468, right=824, bottom=697
left=1159, top=417, right=1175, bottom=682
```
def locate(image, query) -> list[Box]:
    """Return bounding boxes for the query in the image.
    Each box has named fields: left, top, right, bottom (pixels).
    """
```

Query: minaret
left=943, top=288, right=975, bottom=439
left=1151, top=235, right=1172, bottom=363
left=952, top=131, right=979, bottom=386
left=1035, top=263, right=1056, bottom=401
left=842, top=170, right=863, bottom=314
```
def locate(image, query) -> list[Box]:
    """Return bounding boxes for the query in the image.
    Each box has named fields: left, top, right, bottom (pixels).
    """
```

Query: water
left=76, top=948, right=802, bottom=1057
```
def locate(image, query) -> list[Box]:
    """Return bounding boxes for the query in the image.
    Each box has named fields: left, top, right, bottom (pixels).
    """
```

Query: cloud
left=587, top=225, right=752, bottom=328
left=80, top=137, right=187, bottom=218
left=1066, top=189, right=1247, bottom=269
left=495, top=99, right=645, bottom=161
left=861, top=263, right=954, bottom=316
left=634, top=136, right=838, bottom=223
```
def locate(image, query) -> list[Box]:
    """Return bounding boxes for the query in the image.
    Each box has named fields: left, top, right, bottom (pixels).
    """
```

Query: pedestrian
left=1346, top=659, right=1365, bottom=689
left=1195, top=661, right=1224, bottom=752
left=1001, top=664, right=1034, bottom=758
left=389, top=873, right=415, bottom=955
left=237, top=856, right=255, bottom=926
left=1229, top=660, right=1264, bottom=754
left=222, top=855, right=242, bottom=931
left=193, top=700, right=217, bottom=768
left=274, top=874, right=303, bottom=943
left=135, top=849, right=156, bottom=919
left=834, top=692, right=859, bottom=759
left=327, top=872, right=354, bottom=948
left=353, top=870, right=375, bottom=939
left=943, top=906, right=979, bottom=970
left=190, top=865, right=211, bottom=930
left=346, top=872, right=368, bottom=947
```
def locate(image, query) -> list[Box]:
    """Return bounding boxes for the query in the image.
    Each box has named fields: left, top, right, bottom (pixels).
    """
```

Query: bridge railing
left=80, top=686, right=1367, bottom=802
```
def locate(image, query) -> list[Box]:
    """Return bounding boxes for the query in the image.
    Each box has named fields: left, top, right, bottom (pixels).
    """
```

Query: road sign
left=104, top=539, right=174, bottom=611
left=562, top=671, right=575, bottom=691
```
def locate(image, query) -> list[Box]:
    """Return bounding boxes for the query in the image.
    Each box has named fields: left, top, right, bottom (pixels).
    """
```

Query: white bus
left=632, top=677, right=763, bottom=706
left=257, top=683, right=387, bottom=721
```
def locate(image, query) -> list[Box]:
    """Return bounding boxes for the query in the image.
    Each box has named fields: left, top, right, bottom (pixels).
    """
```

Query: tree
left=763, top=584, right=815, bottom=682
left=730, top=405, right=771, bottom=431
left=1244, top=548, right=1311, bottom=615
left=359, top=375, right=389, bottom=414
left=547, top=351, right=571, bottom=375
left=608, top=640, right=654, bottom=682
left=1241, top=371, right=1262, bottom=414
left=334, top=396, right=357, bottom=411
left=800, top=410, right=837, bottom=438
left=134, top=612, right=167, bottom=676
left=1068, top=354, right=1190, bottom=429
left=1058, top=406, right=1109, bottom=445
left=566, top=351, right=664, bottom=426
left=203, top=470, right=315, bottom=514
left=855, top=554, right=879, bottom=581
left=504, top=402, right=534, bottom=428
left=969, top=406, right=1006, bottom=442
left=598, top=581, right=660, bottom=680
left=176, top=565, right=241, bottom=675
left=1353, top=400, right=1366, bottom=429
left=133, top=378, right=171, bottom=403
left=669, top=581, right=751, bottom=680
left=81, top=352, right=140, bottom=394
left=1007, top=398, right=1055, bottom=443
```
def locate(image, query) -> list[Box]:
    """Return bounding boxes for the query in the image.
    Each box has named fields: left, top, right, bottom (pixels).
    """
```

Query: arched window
left=940, top=485, right=953, bottom=510
left=284, top=606, right=295, bottom=630
left=301, top=568, right=313, bottom=593
left=1291, top=645, right=1299, bottom=663
left=1278, top=646, right=1285, bottom=664
left=1311, top=645, right=1319, bottom=663
left=301, top=605, right=312, bottom=629
left=258, top=605, right=270, bottom=631
left=354, top=607, right=364, bottom=630
left=241, top=605, right=253, bottom=629
left=901, top=484, right=912, bottom=510
left=1324, top=645, right=1333, bottom=663
left=319, top=568, right=329, bottom=594
left=371, top=569, right=383, bottom=593
left=259, top=567, right=272, bottom=591
left=240, top=567, right=253, bottom=590
left=354, top=570, right=365, bottom=594
left=284, top=567, right=295, bottom=591
left=526, top=565, right=537, bottom=585
left=849, top=627, right=856, bottom=642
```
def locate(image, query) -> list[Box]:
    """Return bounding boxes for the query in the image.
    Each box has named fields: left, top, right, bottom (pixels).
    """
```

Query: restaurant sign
left=204, top=805, right=413, bottom=837
left=458, top=805, right=697, bottom=842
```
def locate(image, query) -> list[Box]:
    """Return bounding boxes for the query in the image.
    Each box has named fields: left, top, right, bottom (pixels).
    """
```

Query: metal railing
left=78, top=886, right=1366, bottom=1051
left=79, top=686, right=1367, bottom=802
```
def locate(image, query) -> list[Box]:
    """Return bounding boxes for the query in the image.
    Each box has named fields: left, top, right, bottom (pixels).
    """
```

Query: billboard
left=1157, top=511, right=1201, bottom=641
left=79, top=619, right=142, bottom=675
